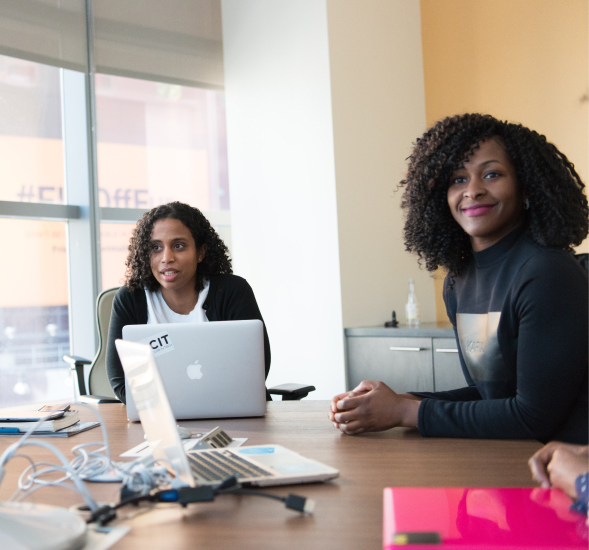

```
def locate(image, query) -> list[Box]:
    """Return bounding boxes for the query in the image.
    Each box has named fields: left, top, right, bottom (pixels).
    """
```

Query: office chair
left=64, top=287, right=315, bottom=403
left=63, top=287, right=121, bottom=404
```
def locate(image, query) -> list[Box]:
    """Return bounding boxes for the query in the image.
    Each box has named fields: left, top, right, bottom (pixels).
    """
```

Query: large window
left=0, top=0, right=228, bottom=405
left=0, top=219, right=70, bottom=406
left=95, top=74, right=230, bottom=291
left=0, top=55, right=64, bottom=204
left=0, top=54, right=72, bottom=406
left=95, top=74, right=229, bottom=211
left=100, top=222, right=135, bottom=290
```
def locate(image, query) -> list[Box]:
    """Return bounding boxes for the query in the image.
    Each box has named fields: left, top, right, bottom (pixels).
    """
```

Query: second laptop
left=122, top=319, right=266, bottom=421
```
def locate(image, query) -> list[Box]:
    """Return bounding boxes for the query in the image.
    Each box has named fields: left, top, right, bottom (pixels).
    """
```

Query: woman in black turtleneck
left=329, top=114, right=588, bottom=444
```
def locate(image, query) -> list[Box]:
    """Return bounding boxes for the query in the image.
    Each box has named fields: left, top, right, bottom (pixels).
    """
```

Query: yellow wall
left=327, top=0, right=434, bottom=327
left=420, top=0, right=589, bottom=322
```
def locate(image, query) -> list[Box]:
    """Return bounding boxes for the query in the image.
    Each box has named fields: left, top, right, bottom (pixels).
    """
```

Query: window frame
left=0, top=1, right=150, bottom=389
left=0, top=1, right=231, bottom=397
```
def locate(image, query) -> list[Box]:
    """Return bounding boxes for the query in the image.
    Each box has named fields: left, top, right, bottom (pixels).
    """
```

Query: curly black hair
left=400, top=113, right=588, bottom=277
left=125, top=202, right=232, bottom=292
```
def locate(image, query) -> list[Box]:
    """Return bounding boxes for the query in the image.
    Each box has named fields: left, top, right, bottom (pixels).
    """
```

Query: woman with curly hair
left=106, top=201, right=270, bottom=403
left=329, top=113, right=588, bottom=443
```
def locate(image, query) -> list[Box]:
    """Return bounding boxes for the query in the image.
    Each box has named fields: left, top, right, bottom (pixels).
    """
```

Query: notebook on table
left=383, top=487, right=588, bottom=549
left=115, top=339, right=339, bottom=487
left=122, top=320, right=266, bottom=421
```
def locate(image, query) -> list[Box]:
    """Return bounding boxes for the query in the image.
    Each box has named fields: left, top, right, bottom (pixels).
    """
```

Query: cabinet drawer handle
left=435, top=348, right=458, bottom=353
left=389, top=347, right=423, bottom=352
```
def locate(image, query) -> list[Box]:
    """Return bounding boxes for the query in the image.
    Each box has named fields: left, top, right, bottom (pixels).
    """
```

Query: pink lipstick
left=462, top=204, right=495, bottom=217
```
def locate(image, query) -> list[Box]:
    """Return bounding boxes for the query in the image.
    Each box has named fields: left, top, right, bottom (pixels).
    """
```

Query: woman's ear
left=198, top=245, right=207, bottom=263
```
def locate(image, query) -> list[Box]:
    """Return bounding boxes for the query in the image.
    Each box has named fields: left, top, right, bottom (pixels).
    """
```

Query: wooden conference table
left=0, top=401, right=543, bottom=549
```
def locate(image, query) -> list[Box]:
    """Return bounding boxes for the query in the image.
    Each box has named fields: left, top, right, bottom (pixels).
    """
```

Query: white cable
left=68, top=404, right=113, bottom=480
left=70, top=442, right=111, bottom=480
left=0, top=413, right=70, bottom=485
left=121, top=457, right=174, bottom=495
left=0, top=404, right=176, bottom=509
left=0, top=438, right=98, bottom=512
left=0, top=406, right=108, bottom=511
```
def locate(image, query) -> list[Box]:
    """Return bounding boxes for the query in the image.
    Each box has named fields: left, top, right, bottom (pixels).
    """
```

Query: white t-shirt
left=145, top=280, right=210, bottom=324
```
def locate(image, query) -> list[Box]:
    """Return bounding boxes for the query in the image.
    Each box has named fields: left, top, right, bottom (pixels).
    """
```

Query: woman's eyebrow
left=150, top=237, right=188, bottom=243
left=454, top=159, right=503, bottom=171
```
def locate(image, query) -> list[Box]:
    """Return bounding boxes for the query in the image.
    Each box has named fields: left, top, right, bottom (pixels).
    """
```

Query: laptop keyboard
left=187, top=449, right=274, bottom=482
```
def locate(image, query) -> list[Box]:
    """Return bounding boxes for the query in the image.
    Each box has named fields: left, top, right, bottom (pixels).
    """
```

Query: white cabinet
left=432, top=338, right=467, bottom=391
left=346, top=337, right=434, bottom=393
left=345, top=327, right=465, bottom=393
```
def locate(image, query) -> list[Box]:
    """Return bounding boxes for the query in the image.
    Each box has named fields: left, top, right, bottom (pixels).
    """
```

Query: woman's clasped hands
left=328, top=380, right=421, bottom=435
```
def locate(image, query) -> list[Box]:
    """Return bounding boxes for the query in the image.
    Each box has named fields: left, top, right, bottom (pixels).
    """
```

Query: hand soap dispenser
left=405, top=278, right=420, bottom=327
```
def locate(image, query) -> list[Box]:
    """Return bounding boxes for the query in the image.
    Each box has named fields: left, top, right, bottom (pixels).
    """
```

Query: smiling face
left=447, top=138, right=524, bottom=252
left=150, top=218, right=204, bottom=295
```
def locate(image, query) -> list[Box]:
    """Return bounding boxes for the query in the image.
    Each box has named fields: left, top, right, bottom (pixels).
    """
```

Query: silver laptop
left=115, top=339, right=339, bottom=487
left=122, top=320, right=266, bottom=421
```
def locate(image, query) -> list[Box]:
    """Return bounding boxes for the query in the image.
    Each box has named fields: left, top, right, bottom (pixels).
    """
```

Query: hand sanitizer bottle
left=405, top=278, right=420, bottom=327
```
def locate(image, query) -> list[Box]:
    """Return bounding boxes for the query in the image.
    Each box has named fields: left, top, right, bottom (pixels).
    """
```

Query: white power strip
left=0, top=501, right=87, bottom=550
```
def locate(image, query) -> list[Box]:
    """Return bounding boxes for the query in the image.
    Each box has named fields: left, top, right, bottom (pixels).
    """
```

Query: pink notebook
left=383, top=487, right=588, bottom=549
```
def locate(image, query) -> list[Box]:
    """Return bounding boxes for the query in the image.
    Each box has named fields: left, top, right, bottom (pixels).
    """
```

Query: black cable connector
left=215, top=476, right=238, bottom=490
left=284, top=494, right=315, bottom=514
left=218, top=486, right=315, bottom=515
left=176, top=485, right=215, bottom=507
left=92, top=505, right=118, bottom=526
left=120, top=485, right=143, bottom=502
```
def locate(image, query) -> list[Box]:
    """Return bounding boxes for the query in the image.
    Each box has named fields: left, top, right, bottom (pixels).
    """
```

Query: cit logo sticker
left=140, top=333, right=175, bottom=356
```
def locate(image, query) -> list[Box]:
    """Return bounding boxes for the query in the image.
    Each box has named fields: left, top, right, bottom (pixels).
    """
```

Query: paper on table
left=85, top=525, right=130, bottom=550
left=120, top=437, right=248, bottom=458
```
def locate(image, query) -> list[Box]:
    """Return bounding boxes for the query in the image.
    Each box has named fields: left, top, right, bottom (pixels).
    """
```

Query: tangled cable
left=0, top=425, right=99, bottom=512
left=0, top=403, right=178, bottom=511
left=0, top=405, right=314, bottom=527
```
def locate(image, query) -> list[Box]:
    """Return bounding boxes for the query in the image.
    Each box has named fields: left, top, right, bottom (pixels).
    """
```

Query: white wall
left=221, top=1, right=428, bottom=398
left=221, top=0, right=345, bottom=398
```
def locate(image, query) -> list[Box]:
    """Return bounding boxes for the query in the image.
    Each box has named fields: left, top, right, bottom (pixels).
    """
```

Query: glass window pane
left=101, top=222, right=134, bottom=291
left=0, top=54, right=64, bottom=204
left=0, top=219, right=71, bottom=407
left=95, top=73, right=229, bottom=212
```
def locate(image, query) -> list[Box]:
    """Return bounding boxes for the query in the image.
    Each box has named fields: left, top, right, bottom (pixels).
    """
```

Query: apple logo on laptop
left=187, top=360, right=204, bottom=380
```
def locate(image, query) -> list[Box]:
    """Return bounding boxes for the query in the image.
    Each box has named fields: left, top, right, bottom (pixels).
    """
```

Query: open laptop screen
left=115, top=339, right=195, bottom=487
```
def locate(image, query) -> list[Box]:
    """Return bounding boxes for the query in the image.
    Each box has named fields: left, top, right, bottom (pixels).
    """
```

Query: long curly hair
left=400, top=113, right=588, bottom=277
left=125, top=202, right=232, bottom=292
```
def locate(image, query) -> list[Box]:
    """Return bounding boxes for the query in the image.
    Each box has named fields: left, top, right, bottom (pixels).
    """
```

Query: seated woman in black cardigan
left=106, top=201, right=270, bottom=403
left=329, top=113, right=588, bottom=443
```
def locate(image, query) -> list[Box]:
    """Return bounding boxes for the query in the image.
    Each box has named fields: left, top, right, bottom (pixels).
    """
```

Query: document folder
left=383, top=487, right=587, bottom=549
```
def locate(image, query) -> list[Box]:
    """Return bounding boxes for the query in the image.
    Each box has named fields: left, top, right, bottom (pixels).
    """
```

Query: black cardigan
left=106, top=274, right=271, bottom=403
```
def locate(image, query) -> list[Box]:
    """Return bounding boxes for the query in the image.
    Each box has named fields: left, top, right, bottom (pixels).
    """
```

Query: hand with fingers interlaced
left=327, top=380, right=422, bottom=435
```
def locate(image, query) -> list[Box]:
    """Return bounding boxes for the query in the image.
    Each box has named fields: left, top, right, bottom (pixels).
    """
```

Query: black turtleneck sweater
left=413, top=228, right=588, bottom=443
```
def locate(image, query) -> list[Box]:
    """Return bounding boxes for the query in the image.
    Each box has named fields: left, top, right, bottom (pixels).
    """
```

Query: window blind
left=0, top=0, right=87, bottom=71
left=92, top=0, right=224, bottom=89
